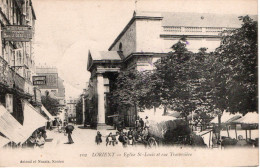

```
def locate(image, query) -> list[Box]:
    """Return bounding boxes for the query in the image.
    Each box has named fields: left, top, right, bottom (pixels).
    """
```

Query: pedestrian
left=144, top=116, right=150, bottom=129
left=135, top=117, right=140, bottom=130
left=65, top=125, right=74, bottom=144
left=142, top=127, right=149, bottom=141
left=95, top=131, right=102, bottom=145
left=122, top=132, right=128, bottom=147
left=139, top=118, right=144, bottom=129
left=128, top=129, right=134, bottom=145
left=106, top=132, right=114, bottom=146
left=36, top=132, right=45, bottom=148
left=47, top=120, right=51, bottom=130
left=115, top=132, right=120, bottom=144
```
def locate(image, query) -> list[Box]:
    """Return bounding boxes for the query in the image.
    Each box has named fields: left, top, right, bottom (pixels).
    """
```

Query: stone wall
left=110, top=21, right=137, bottom=57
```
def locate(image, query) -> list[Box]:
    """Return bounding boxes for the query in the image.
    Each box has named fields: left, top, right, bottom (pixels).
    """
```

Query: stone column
left=97, top=73, right=106, bottom=127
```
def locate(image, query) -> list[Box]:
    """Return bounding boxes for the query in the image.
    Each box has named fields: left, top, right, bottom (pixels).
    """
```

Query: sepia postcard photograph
left=0, top=0, right=258, bottom=167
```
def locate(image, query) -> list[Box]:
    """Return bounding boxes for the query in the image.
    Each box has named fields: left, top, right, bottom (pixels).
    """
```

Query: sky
left=32, top=0, right=258, bottom=99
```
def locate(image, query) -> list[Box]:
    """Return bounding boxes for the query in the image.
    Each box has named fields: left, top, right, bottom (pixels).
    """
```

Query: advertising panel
left=2, top=25, right=32, bottom=42
left=36, top=73, right=58, bottom=89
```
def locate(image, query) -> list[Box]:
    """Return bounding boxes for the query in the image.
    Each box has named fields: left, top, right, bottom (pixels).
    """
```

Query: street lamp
left=82, top=89, right=87, bottom=126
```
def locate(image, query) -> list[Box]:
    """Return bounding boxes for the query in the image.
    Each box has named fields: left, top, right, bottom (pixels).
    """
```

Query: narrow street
left=44, top=126, right=120, bottom=149
left=0, top=125, right=258, bottom=167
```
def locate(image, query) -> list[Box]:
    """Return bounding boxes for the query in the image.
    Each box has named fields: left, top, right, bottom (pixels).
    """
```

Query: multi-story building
left=0, top=0, right=40, bottom=124
left=66, top=97, right=77, bottom=122
left=35, top=65, right=66, bottom=109
left=87, top=11, right=257, bottom=129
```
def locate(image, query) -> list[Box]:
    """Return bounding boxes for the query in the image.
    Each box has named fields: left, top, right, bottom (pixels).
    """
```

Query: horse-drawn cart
left=141, top=116, right=206, bottom=147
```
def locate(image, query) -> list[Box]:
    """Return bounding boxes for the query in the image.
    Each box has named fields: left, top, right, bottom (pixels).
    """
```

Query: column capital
left=96, top=67, right=120, bottom=74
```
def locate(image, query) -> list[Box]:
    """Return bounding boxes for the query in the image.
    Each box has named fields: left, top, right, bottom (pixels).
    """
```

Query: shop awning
left=0, top=104, right=26, bottom=144
left=41, top=105, right=55, bottom=120
left=232, top=112, right=258, bottom=124
left=210, top=111, right=242, bottom=124
left=22, top=100, right=47, bottom=142
left=0, top=135, right=10, bottom=147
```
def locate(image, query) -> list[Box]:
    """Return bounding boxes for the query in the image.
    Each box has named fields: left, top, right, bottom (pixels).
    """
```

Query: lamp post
left=82, top=89, right=87, bottom=126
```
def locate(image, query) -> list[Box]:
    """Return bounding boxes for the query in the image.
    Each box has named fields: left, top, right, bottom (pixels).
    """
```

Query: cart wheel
left=148, top=137, right=158, bottom=148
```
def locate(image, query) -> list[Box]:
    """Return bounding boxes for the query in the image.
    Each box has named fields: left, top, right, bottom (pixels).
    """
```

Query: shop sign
left=2, top=25, right=32, bottom=42
left=33, top=76, right=46, bottom=85
left=35, top=73, right=58, bottom=89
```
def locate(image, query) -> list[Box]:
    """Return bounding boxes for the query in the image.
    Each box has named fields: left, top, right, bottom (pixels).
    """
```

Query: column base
left=97, top=123, right=114, bottom=130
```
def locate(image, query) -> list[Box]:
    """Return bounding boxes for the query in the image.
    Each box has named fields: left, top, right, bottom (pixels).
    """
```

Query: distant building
left=66, top=97, right=77, bottom=121
left=87, top=11, right=257, bottom=129
left=35, top=65, right=66, bottom=108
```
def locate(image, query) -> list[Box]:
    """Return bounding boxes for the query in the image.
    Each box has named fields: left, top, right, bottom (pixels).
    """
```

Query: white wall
left=136, top=19, right=164, bottom=53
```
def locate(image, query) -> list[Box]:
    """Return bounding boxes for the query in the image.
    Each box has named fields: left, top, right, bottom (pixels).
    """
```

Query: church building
left=87, top=11, right=252, bottom=129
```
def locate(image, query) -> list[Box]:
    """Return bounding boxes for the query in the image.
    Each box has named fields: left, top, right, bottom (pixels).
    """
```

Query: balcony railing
left=162, top=26, right=236, bottom=36
left=0, top=56, right=33, bottom=96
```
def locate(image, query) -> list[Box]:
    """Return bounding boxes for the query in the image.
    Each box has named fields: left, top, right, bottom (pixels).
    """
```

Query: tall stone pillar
left=97, top=73, right=106, bottom=129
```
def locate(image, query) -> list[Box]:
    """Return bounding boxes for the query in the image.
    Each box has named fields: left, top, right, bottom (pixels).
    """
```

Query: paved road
left=0, top=125, right=258, bottom=167
left=44, top=125, right=123, bottom=150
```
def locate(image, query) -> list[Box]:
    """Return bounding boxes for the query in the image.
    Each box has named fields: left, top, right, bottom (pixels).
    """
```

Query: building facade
left=0, top=0, right=40, bottom=124
left=87, top=11, right=256, bottom=129
left=66, top=97, right=77, bottom=122
left=35, top=65, right=66, bottom=109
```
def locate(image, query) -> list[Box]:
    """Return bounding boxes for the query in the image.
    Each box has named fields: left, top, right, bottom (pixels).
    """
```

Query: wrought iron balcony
left=0, top=56, right=34, bottom=97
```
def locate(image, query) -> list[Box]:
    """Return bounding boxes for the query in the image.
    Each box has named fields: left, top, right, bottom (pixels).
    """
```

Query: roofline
left=123, top=52, right=168, bottom=62
left=87, top=60, right=122, bottom=72
left=108, top=15, right=163, bottom=51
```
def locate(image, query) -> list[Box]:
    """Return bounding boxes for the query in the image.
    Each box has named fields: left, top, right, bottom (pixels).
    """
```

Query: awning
left=21, top=100, right=47, bottom=142
left=232, top=112, right=258, bottom=124
left=0, top=104, right=26, bottom=144
left=0, top=135, right=10, bottom=147
left=211, top=111, right=242, bottom=124
left=41, top=105, right=55, bottom=120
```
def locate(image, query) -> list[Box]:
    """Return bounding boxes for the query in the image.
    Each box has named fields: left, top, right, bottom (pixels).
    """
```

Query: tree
left=151, top=38, right=200, bottom=119
left=41, top=91, right=60, bottom=116
left=214, top=16, right=258, bottom=115
left=75, top=96, right=83, bottom=124
left=109, top=70, right=153, bottom=111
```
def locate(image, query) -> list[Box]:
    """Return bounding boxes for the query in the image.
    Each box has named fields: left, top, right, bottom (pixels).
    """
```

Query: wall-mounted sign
left=33, top=76, right=46, bottom=85
left=35, top=73, right=58, bottom=89
left=2, top=25, right=32, bottom=42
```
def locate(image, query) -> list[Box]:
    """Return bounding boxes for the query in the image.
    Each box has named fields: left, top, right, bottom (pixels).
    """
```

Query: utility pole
left=82, top=95, right=85, bottom=126
left=82, top=89, right=87, bottom=126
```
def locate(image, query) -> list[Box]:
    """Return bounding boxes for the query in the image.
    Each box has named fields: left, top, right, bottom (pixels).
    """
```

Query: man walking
left=65, top=125, right=74, bottom=144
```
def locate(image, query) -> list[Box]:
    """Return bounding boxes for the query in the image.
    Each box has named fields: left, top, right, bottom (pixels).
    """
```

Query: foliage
left=213, top=16, right=258, bottom=115
left=109, top=15, right=257, bottom=123
left=75, top=96, right=83, bottom=124
left=109, top=70, right=152, bottom=110
left=41, top=93, right=60, bottom=116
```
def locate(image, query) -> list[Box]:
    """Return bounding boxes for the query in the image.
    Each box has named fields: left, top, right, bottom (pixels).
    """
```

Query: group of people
left=95, top=116, right=151, bottom=147
left=26, top=128, right=47, bottom=148
left=135, top=116, right=150, bottom=130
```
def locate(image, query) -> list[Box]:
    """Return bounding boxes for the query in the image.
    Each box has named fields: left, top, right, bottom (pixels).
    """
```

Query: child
left=95, top=131, right=102, bottom=145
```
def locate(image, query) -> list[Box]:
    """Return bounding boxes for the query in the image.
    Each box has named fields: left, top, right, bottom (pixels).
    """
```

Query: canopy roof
left=211, top=111, right=242, bottom=124
left=232, top=112, right=258, bottom=124
left=0, top=135, right=10, bottom=147
left=41, top=105, right=55, bottom=120
left=0, top=104, right=26, bottom=144
left=22, top=100, right=47, bottom=142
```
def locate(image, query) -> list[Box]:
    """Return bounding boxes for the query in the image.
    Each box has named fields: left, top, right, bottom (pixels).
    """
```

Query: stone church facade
left=87, top=11, right=249, bottom=129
